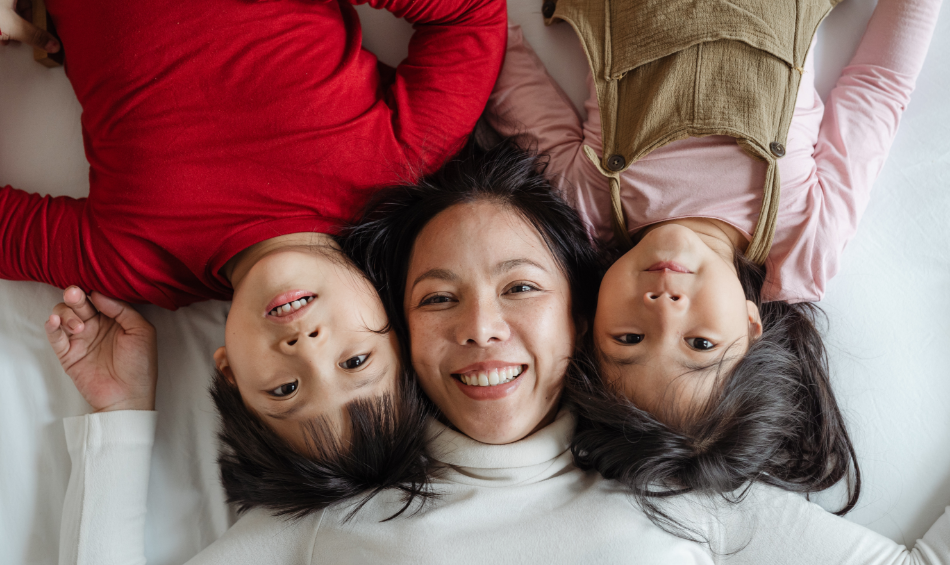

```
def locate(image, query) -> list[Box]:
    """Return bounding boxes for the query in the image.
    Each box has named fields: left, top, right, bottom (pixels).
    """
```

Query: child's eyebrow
left=265, top=401, right=305, bottom=421
left=349, top=364, right=389, bottom=392
left=605, top=352, right=644, bottom=367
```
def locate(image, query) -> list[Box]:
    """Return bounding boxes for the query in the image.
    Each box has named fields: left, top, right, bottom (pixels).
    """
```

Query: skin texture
left=45, top=287, right=157, bottom=412
left=404, top=201, right=575, bottom=445
left=0, top=0, right=60, bottom=50
left=595, top=218, right=762, bottom=422
left=214, top=233, right=399, bottom=453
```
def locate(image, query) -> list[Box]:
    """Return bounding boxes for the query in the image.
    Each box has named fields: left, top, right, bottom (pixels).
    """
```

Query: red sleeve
left=351, top=0, right=508, bottom=172
left=0, top=184, right=95, bottom=292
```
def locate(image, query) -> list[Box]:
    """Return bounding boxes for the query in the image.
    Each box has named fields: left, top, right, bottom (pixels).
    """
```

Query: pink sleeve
left=353, top=0, right=508, bottom=173
left=802, top=0, right=942, bottom=300
left=487, top=26, right=614, bottom=241
left=0, top=185, right=96, bottom=292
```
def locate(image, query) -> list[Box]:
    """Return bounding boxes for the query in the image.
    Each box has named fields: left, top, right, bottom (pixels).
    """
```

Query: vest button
left=542, top=0, right=556, bottom=18
left=606, top=154, right=626, bottom=172
left=769, top=142, right=786, bottom=158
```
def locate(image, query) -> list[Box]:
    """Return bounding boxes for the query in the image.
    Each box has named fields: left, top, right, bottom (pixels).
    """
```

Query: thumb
left=0, top=10, right=60, bottom=52
left=88, top=292, right=154, bottom=335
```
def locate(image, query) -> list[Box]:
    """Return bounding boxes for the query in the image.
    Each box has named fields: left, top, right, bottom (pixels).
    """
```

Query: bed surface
left=1, top=1, right=948, bottom=563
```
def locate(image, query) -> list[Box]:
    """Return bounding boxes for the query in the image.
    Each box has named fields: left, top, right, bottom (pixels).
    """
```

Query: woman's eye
left=340, top=354, right=369, bottom=370
left=420, top=294, right=454, bottom=306
left=506, top=283, right=538, bottom=294
left=616, top=334, right=644, bottom=345
left=269, top=381, right=298, bottom=397
left=687, top=337, right=715, bottom=351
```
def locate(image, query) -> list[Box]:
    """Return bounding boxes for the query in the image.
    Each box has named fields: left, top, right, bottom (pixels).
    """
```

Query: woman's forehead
left=410, top=201, right=554, bottom=272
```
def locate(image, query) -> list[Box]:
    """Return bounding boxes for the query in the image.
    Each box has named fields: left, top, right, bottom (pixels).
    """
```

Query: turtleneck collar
left=424, top=409, right=576, bottom=487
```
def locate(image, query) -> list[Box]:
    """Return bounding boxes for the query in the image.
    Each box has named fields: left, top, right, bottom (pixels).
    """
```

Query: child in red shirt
left=1, top=0, right=506, bottom=509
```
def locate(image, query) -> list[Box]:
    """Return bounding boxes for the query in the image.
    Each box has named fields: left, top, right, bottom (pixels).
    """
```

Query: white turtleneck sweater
left=58, top=410, right=950, bottom=564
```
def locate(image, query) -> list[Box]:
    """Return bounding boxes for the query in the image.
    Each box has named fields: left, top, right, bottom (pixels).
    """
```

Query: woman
left=52, top=141, right=950, bottom=564
left=0, top=0, right=506, bottom=502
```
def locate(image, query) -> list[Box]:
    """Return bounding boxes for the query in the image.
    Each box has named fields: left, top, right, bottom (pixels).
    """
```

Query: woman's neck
left=637, top=217, right=747, bottom=257
left=223, top=232, right=337, bottom=288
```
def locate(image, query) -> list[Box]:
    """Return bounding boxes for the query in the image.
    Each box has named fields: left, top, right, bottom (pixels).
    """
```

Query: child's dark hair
left=210, top=368, right=436, bottom=521
left=342, top=135, right=603, bottom=354
left=570, top=251, right=861, bottom=537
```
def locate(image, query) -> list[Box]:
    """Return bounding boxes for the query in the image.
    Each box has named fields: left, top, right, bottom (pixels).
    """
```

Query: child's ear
left=746, top=300, right=764, bottom=341
left=213, top=346, right=237, bottom=385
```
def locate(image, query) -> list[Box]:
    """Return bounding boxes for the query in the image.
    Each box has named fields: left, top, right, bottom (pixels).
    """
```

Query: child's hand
left=45, top=287, right=157, bottom=412
left=0, top=0, right=60, bottom=52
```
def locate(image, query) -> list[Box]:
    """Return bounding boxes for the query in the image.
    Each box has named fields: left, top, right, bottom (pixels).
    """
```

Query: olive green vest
left=542, top=0, right=839, bottom=263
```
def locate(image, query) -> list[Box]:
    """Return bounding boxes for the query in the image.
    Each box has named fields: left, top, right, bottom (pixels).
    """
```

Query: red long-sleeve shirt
left=1, top=0, right=507, bottom=309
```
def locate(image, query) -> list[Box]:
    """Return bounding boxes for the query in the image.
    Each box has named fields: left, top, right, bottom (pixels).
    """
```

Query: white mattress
left=1, top=1, right=948, bottom=563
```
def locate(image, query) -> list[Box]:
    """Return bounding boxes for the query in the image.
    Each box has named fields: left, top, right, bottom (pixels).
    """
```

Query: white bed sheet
left=1, top=1, right=948, bottom=563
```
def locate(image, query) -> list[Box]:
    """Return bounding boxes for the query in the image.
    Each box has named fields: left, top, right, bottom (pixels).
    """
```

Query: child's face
left=593, top=222, right=762, bottom=420
left=214, top=247, right=399, bottom=453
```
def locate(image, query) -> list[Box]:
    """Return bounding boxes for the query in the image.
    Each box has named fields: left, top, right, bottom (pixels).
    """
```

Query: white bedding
left=1, top=1, right=948, bottom=563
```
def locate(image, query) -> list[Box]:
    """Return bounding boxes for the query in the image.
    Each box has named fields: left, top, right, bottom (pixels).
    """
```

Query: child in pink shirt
left=489, top=0, right=942, bottom=525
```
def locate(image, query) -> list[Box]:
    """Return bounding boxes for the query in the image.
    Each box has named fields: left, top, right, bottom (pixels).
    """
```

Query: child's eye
left=615, top=334, right=644, bottom=345
left=506, top=283, right=539, bottom=294
left=340, top=354, right=369, bottom=370
left=686, top=337, right=715, bottom=351
left=269, top=381, right=298, bottom=397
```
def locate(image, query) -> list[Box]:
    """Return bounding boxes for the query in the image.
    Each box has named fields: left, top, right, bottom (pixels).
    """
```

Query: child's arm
left=349, top=0, right=507, bottom=176
left=0, top=186, right=99, bottom=292
left=487, top=25, right=616, bottom=242
left=801, top=0, right=942, bottom=299
left=672, top=484, right=950, bottom=564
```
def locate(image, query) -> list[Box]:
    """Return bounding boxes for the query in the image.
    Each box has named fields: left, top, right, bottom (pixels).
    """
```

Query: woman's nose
left=456, top=298, right=510, bottom=346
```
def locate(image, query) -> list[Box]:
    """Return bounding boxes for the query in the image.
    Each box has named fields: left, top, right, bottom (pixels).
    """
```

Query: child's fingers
left=63, top=286, right=98, bottom=322
left=0, top=7, right=59, bottom=52
left=44, top=314, right=71, bottom=357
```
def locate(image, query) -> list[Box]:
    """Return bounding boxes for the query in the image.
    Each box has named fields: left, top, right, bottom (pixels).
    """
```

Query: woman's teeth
left=268, top=296, right=314, bottom=317
left=456, top=366, right=524, bottom=387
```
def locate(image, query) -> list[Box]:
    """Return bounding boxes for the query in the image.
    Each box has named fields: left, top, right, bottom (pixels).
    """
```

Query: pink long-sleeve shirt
left=489, top=0, right=941, bottom=303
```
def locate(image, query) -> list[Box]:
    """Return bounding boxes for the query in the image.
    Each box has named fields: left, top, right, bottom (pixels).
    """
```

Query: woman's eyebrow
left=493, top=258, right=548, bottom=276
left=411, top=268, right=458, bottom=290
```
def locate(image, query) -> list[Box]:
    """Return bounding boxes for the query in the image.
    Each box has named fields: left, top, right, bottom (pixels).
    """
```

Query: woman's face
left=404, top=201, right=575, bottom=445
left=215, top=247, right=399, bottom=452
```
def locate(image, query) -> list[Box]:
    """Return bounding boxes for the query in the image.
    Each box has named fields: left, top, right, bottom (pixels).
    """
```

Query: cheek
left=518, top=298, right=575, bottom=376
left=406, top=311, right=444, bottom=375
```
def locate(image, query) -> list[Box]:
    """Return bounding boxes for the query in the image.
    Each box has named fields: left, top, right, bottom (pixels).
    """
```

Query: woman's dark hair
left=211, top=368, right=435, bottom=521
left=342, top=136, right=604, bottom=356
left=571, top=251, right=861, bottom=539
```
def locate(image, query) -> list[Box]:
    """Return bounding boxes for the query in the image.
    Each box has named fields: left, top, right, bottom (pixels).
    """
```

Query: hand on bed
left=0, top=0, right=60, bottom=52
left=44, top=287, right=157, bottom=413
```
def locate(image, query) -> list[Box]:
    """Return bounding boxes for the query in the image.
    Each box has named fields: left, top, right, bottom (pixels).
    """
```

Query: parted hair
left=211, top=368, right=436, bottom=521
left=570, top=251, right=861, bottom=537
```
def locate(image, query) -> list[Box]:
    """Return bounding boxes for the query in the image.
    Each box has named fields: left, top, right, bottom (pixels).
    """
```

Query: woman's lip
left=451, top=361, right=524, bottom=375
left=265, top=290, right=317, bottom=314
left=452, top=370, right=523, bottom=401
left=645, top=261, right=692, bottom=274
